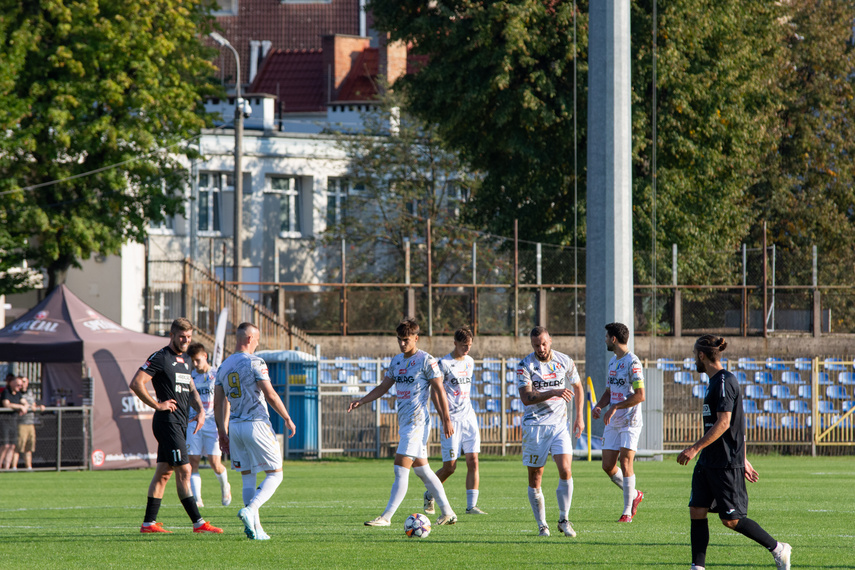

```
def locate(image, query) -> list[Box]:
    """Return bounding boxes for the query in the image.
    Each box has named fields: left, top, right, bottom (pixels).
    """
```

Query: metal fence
left=0, top=407, right=92, bottom=470
left=269, top=357, right=853, bottom=459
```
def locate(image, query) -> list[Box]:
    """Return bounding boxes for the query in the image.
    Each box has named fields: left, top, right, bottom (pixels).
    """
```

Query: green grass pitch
left=1, top=455, right=852, bottom=568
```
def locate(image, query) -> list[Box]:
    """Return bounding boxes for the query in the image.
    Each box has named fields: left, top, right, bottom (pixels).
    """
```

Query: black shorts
left=689, top=463, right=748, bottom=520
left=1, top=416, right=16, bottom=445
left=152, top=421, right=189, bottom=466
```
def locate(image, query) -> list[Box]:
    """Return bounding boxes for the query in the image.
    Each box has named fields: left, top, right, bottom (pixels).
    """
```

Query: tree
left=0, top=0, right=219, bottom=291
left=320, top=88, right=490, bottom=333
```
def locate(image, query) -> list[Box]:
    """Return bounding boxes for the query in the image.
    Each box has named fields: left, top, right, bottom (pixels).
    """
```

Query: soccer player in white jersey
left=517, top=326, right=584, bottom=538
left=213, top=322, right=296, bottom=540
left=186, top=342, right=231, bottom=508
left=592, top=322, right=646, bottom=522
left=424, top=327, right=487, bottom=516
left=347, top=318, right=458, bottom=527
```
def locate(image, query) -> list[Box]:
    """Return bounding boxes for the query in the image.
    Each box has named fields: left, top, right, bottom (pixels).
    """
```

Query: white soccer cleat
left=423, top=491, right=435, bottom=515
left=773, top=542, right=792, bottom=570
left=364, top=516, right=391, bottom=527
left=435, top=513, right=457, bottom=525
left=221, top=483, right=232, bottom=507
left=254, top=510, right=270, bottom=540
left=557, top=519, right=576, bottom=537
left=238, top=507, right=257, bottom=539
left=538, top=524, right=550, bottom=537
left=465, top=506, right=488, bottom=515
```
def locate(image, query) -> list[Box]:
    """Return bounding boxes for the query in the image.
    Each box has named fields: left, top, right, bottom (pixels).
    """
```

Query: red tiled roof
left=249, top=49, right=326, bottom=113
left=335, top=48, right=379, bottom=102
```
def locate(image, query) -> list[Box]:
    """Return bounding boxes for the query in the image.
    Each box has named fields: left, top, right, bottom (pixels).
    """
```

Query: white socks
left=466, top=489, right=479, bottom=510
left=623, top=475, right=637, bottom=516
left=190, top=472, right=202, bottom=502
left=556, top=478, right=573, bottom=521
left=215, top=469, right=229, bottom=491
left=414, top=465, right=454, bottom=516
left=242, top=472, right=257, bottom=506
left=528, top=487, right=546, bottom=526
left=610, top=470, right=624, bottom=489
left=248, top=471, right=283, bottom=512
left=381, top=465, right=410, bottom=520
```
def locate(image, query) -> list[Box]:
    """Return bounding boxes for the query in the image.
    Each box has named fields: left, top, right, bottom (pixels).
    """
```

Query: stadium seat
left=482, top=371, right=496, bottom=384
left=818, top=372, right=832, bottom=385
left=471, top=400, right=482, bottom=413
left=788, top=400, right=810, bottom=414
left=469, top=386, right=482, bottom=399
left=683, top=357, right=695, bottom=370
left=842, top=401, right=855, bottom=413
left=781, top=371, right=803, bottom=385
left=674, top=371, right=695, bottom=385
left=780, top=415, right=805, bottom=429
left=483, top=384, right=499, bottom=398
left=762, top=400, right=786, bottom=414
left=700, top=373, right=710, bottom=384
left=510, top=399, right=525, bottom=412
left=656, top=358, right=680, bottom=371
left=358, top=356, right=374, bottom=369
left=744, top=385, right=766, bottom=399
left=818, top=400, right=838, bottom=414
left=824, top=358, right=846, bottom=371
left=319, top=370, right=336, bottom=384
left=765, top=357, right=788, bottom=371
left=505, top=371, right=516, bottom=383
left=754, top=371, right=774, bottom=384
left=738, top=357, right=762, bottom=370
left=692, top=385, right=706, bottom=398
left=485, top=399, right=500, bottom=413
left=505, top=358, right=519, bottom=370
left=506, top=384, right=518, bottom=398
left=379, top=398, right=395, bottom=414
left=742, top=399, right=760, bottom=414
left=838, top=372, right=855, bottom=385
left=826, top=385, right=848, bottom=400
left=719, top=357, right=729, bottom=369
left=755, top=415, right=778, bottom=429
left=771, top=385, right=793, bottom=399
left=512, top=415, right=523, bottom=427
left=483, top=358, right=501, bottom=371
left=794, top=357, right=812, bottom=371
left=381, top=357, right=392, bottom=368
left=361, top=369, right=376, bottom=382
left=735, top=371, right=749, bottom=385
left=797, top=385, right=811, bottom=399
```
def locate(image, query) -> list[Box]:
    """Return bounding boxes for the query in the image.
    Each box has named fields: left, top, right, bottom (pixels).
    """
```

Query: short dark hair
left=186, top=342, right=207, bottom=358
left=396, top=318, right=420, bottom=338
left=605, top=322, right=630, bottom=344
left=530, top=326, right=549, bottom=338
left=454, top=327, right=473, bottom=343
left=171, top=318, right=193, bottom=335
left=695, top=334, right=728, bottom=362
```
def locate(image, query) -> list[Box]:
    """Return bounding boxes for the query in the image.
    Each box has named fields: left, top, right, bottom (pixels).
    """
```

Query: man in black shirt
left=677, top=335, right=791, bottom=570
left=130, top=318, right=222, bottom=534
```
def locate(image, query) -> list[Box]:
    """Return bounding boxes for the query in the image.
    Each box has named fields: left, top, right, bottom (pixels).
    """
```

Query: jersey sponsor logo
left=609, top=370, right=617, bottom=377
left=397, top=390, right=411, bottom=400
left=396, top=375, right=416, bottom=384
left=542, top=372, right=558, bottom=380
left=142, top=360, right=152, bottom=370
left=399, top=368, right=409, bottom=374
left=430, top=362, right=440, bottom=374
left=632, top=367, right=642, bottom=375
left=175, top=373, right=191, bottom=385
left=176, top=356, right=185, bottom=363
left=447, top=376, right=471, bottom=386
left=702, top=404, right=710, bottom=415
left=532, top=378, right=563, bottom=388
left=545, top=361, right=561, bottom=373
left=610, top=377, right=627, bottom=387
left=618, top=362, right=626, bottom=370
left=408, top=359, right=417, bottom=368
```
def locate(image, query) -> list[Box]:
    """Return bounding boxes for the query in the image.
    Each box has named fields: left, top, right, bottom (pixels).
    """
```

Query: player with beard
left=592, top=322, right=645, bottom=522
left=517, top=326, right=584, bottom=538
left=130, top=318, right=222, bottom=534
left=677, top=335, right=791, bottom=570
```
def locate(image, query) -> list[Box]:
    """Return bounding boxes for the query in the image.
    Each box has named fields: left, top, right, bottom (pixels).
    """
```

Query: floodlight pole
left=210, top=32, right=243, bottom=291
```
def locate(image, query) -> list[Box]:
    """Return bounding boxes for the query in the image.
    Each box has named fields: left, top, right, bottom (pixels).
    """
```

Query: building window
left=268, top=177, right=302, bottom=236
left=149, top=216, right=174, bottom=232
left=198, top=172, right=223, bottom=234
left=326, top=178, right=350, bottom=227
left=445, top=181, right=469, bottom=218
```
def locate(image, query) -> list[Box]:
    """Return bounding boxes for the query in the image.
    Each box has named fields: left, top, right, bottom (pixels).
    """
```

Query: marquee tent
left=0, top=284, right=168, bottom=469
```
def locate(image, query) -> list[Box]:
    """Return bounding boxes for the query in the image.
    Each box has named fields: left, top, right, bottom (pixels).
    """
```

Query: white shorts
left=441, top=414, right=481, bottom=462
left=228, top=420, right=282, bottom=474
left=602, top=423, right=642, bottom=452
left=522, top=422, right=574, bottom=468
left=396, top=422, right=430, bottom=459
left=186, top=420, right=221, bottom=457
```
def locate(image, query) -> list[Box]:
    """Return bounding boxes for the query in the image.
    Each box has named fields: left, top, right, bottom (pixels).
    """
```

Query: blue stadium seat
left=379, top=398, right=395, bottom=414
left=512, top=415, right=523, bottom=427
left=838, top=372, right=855, bottom=385
left=381, top=357, right=392, bottom=368
left=735, top=371, right=749, bottom=385
left=765, top=357, right=788, bottom=371
left=683, top=358, right=695, bottom=370
left=482, top=371, right=497, bottom=384
left=824, top=358, right=846, bottom=371
left=738, top=357, right=762, bottom=370
left=361, top=369, right=376, bottom=382
left=742, top=399, right=760, bottom=414
left=720, top=357, right=729, bottom=369
left=781, top=371, right=803, bottom=385
left=657, top=358, right=680, bottom=371
left=692, top=385, right=707, bottom=398
left=469, top=386, right=482, bottom=399
left=818, top=400, right=838, bottom=414
left=744, top=385, right=766, bottom=399
left=842, top=401, right=855, bottom=413
left=797, top=385, right=811, bottom=399
left=700, top=373, right=710, bottom=384
left=485, top=399, right=500, bottom=413
left=483, top=358, right=501, bottom=371
left=319, top=370, right=336, bottom=384
left=780, top=415, right=805, bottom=429
left=826, top=385, right=848, bottom=400
left=471, top=400, right=482, bottom=413
left=771, top=385, right=793, bottom=399
left=794, top=357, right=812, bottom=371
left=510, top=399, right=525, bottom=412
left=789, top=400, right=810, bottom=414
left=506, top=384, right=518, bottom=398
left=755, top=415, right=778, bottom=429
left=754, top=371, right=774, bottom=384
left=818, top=372, right=832, bottom=385
left=482, top=384, right=498, bottom=398
left=505, top=358, right=519, bottom=371
left=762, top=400, right=786, bottom=414
left=674, top=371, right=695, bottom=385
left=505, top=370, right=516, bottom=383
left=358, top=356, right=374, bottom=369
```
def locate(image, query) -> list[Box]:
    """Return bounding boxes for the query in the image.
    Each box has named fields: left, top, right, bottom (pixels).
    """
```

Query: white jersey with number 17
left=517, top=351, right=580, bottom=426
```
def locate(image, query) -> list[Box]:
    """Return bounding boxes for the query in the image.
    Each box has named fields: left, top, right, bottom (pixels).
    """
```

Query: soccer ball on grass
left=404, top=513, right=431, bottom=538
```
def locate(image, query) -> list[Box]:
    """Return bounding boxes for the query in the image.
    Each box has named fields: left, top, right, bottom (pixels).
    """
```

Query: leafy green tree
left=0, top=0, right=218, bottom=291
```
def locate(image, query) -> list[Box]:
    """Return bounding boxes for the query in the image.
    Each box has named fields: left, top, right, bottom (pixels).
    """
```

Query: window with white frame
left=198, top=172, right=225, bottom=234
left=268, top=176, right=302, bottom=236
left=326, top=177, right=350, bottom=227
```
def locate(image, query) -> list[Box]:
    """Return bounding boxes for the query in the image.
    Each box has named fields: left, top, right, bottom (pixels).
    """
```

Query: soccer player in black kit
left=677, top=335, right=790, bottom=570
left=130, top=318, right=222, bottom=534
